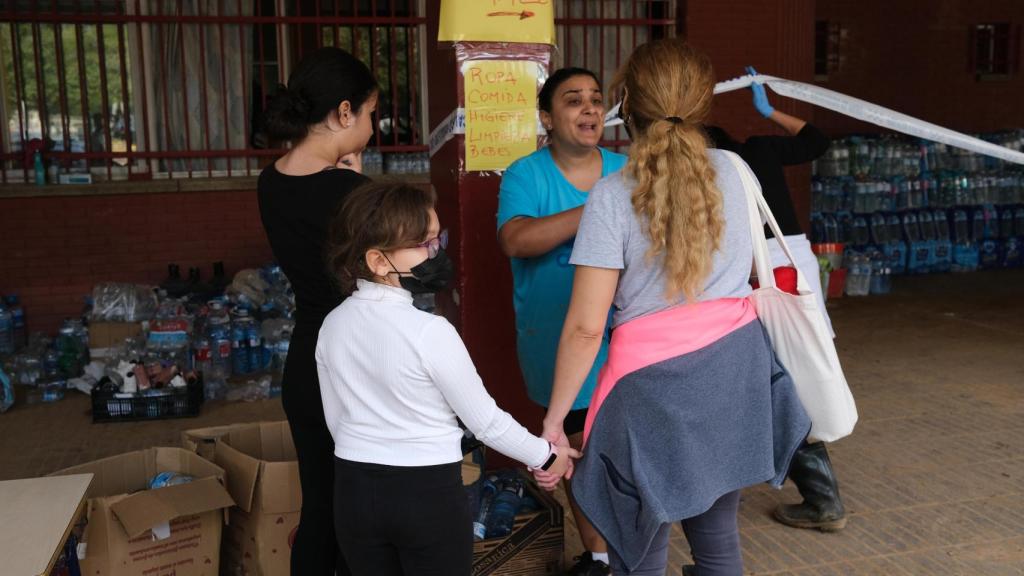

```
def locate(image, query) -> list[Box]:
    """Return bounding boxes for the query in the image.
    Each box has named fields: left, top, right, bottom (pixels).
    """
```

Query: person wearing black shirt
left=706, top=69, right=847, bottom=535
left=257, top=47, right=378, bottom=576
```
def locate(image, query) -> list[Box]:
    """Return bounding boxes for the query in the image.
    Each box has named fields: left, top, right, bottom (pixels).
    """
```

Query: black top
left=714, top=124, right=831, bottom=237
left=257, top=164, right=369, bottom=332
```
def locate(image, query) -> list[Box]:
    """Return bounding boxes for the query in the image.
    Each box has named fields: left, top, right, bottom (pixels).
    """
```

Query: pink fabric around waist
left=582, top=297, right=757, bottom=445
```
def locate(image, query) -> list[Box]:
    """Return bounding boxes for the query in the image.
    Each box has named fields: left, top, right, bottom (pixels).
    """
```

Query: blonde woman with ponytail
left=534, top=39, right=811, bottom=575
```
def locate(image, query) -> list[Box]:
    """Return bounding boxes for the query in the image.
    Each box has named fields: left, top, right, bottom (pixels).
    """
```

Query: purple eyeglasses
left=412, top=229, right=448, bottom=259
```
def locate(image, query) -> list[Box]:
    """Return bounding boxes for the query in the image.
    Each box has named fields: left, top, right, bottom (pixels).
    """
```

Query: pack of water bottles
left=470, top=472, right=559, bottom=572
left=463, top=458, right=565, bottom=574
left=812, top=131, right=1024, bottom=295
left=358, top=150, right=430, bottom=176
left=192, top=265, right=296, bottom=401
left=813, top=173, right=1024, bottom=214
left=82, top=262, right=287, bottom=402
left=814, top=205, right=1023, bottom=291
left=0, top=262, right=297, bottom=416
left=814, top=130, right=1024, bottom=179
left=88, top=263, right=295, bottom=402
left=1, top=319, right=93, bottom=405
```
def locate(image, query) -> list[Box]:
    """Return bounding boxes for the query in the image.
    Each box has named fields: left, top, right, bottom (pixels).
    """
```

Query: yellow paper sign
left=438, top=0, right=555, bottom=45
left=464, top=60, right=538, bottom=172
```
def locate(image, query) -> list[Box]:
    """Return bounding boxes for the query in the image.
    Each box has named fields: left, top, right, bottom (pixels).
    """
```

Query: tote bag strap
left=721, top=150, right=810, bottom=293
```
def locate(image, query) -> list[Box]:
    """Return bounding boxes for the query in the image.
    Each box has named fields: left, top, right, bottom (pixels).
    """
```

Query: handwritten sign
left=439, top=0, right=555, bottom=45
left=463, top=60, right=539, bottom=172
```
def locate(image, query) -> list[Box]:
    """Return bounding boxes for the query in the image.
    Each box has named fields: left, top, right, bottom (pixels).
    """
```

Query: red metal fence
left=1, top=1, right=677, bottom=183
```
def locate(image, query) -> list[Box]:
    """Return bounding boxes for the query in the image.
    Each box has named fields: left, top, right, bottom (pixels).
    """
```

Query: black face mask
left=387, top=249, right=454, bottom=294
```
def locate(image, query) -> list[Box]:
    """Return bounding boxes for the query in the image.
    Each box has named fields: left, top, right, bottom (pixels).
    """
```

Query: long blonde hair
left=612, top=39, right=723, bottom=302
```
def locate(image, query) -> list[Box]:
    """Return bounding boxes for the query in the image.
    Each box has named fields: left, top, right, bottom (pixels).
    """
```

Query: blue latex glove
left=747, top=66, right=774, bottom=118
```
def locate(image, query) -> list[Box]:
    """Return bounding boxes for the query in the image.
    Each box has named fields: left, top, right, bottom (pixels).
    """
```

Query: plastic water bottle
left=485, top=477, right=524, bottom=539
left=933, top=210, right=953, bottom=272
left=1008, top=207, right=1024, bottom=269
left=55, top=325, right=84, bottom=377
left=884, top=214, right=907, bottom=274
left=33, top=150, right=45, bottom=185
left=845, top=253, right=871, bottom=297
left=193, top=336, right=212, bottom=379
left=902, top=212, right=927, bottom=274
left=5, top=295, right=25, bottom=351
left=261, top=335, right=276, bottom=373
left=231, top=311, right=251, bottom=375
left=474, top=477, right=498, bottom=541
left=869, top=213, right=888, bottom=245
left=823, top=215, right=840, bottom=244
left=0, top=365, right=13, bottom=413
left=869, top=253, right=892, bottom=295
left=269, top=337, right=289, bottom=397
left=851, top=216, right=870, bottom=247
left=971, top=207, right=987, bottom=242
left=206, top=311, right=232, bottom=399
left=149, top=472, right=195, bottom=489
left=951, top=209, right=978, bottom=273
left=247, top=320, right=263, bottom=372
left=0, top=302, right=13, bottom=356
left=918, top=210, right=937, bottom=273
left=274, top=337, right=290, bottom=374
left=976, top=205, right=1001, bottom=269
left=41, top=379, right=66, bottom=402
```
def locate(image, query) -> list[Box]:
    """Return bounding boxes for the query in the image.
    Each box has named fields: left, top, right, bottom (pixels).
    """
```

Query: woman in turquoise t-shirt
left=496, top=67, right=625, bottom=575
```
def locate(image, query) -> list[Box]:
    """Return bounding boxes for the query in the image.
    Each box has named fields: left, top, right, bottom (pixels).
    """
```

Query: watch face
left=542, top=452, right=558, bottom=471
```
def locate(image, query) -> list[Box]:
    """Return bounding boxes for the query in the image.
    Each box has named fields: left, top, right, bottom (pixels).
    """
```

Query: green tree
left=2, top=20, right=129, bottom=149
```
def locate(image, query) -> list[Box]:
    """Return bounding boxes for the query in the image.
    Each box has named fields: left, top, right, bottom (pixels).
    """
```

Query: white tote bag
left=724, top=151, right=858, bottom=442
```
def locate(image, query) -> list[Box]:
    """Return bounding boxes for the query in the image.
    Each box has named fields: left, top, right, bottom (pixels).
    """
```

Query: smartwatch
left=539, top=443, right=558, bottom=472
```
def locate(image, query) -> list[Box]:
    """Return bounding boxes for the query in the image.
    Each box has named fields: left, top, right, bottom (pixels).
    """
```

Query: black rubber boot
left=774, top=441, right=847, bottom=531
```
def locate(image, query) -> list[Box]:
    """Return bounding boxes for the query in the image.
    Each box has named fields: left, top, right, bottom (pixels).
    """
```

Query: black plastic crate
left=91, top=377, right=204, bottom=422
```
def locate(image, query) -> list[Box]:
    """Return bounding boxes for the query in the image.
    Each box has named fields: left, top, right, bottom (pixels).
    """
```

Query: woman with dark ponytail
left=257, top=46, right=378, bottom=576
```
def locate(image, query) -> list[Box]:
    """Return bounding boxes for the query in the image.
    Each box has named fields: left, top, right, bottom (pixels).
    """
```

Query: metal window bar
left=1, top=1, right=674, bottom=183
left=0, top=0, right=427, bottom=182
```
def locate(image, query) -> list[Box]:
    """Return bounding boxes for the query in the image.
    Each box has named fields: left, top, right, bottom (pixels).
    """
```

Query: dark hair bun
left=262, top=47, right=378, bottom=142
left=264, top=85, right=312, bottom=141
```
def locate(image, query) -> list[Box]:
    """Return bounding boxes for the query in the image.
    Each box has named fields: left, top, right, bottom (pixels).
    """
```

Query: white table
left=0, top=473, right=93, bottom=576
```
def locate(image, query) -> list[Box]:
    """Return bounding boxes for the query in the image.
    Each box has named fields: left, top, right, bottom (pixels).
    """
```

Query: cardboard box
left=181, top=423, right=249, bottom=461
left=49, top=447, right=234, bottom=576
left=88, top=321, right=144, bottom=358
left=472, top=472, right=564, bottom=576
left=183, top=422, right=301, bottom=576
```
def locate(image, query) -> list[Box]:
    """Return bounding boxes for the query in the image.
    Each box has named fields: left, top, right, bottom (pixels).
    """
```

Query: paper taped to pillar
left=463, top=60, right=539, bottom=172
left=438, top=0, right=555, bottom=44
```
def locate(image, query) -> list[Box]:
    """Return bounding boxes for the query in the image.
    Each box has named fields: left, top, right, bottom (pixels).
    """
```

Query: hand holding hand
left=532, top=444, right=582, bottom=491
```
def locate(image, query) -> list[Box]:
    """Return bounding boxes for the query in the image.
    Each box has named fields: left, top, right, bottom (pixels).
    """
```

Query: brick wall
left=813, top=0, right=1024, bottom=136
left=0, top=189, right=273, bottom=334
left=686, top=0, right=818, bottom=231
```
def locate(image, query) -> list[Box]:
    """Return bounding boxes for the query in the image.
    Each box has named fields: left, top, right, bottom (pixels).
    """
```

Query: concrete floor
left=2, top=270, right=1023, bottom=575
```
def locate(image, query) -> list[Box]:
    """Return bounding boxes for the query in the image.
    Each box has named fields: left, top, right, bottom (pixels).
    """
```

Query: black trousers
left=334, top=457, right=473, bottom=576
left=282, top=328, right=350, bottom=576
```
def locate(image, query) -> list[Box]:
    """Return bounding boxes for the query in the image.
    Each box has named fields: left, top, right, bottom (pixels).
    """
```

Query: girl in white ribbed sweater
left=316, top=182, right=578, bottom=576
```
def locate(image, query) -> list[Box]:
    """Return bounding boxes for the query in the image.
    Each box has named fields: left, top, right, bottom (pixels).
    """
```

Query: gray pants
left=609, top=490, right=743, bottom=576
